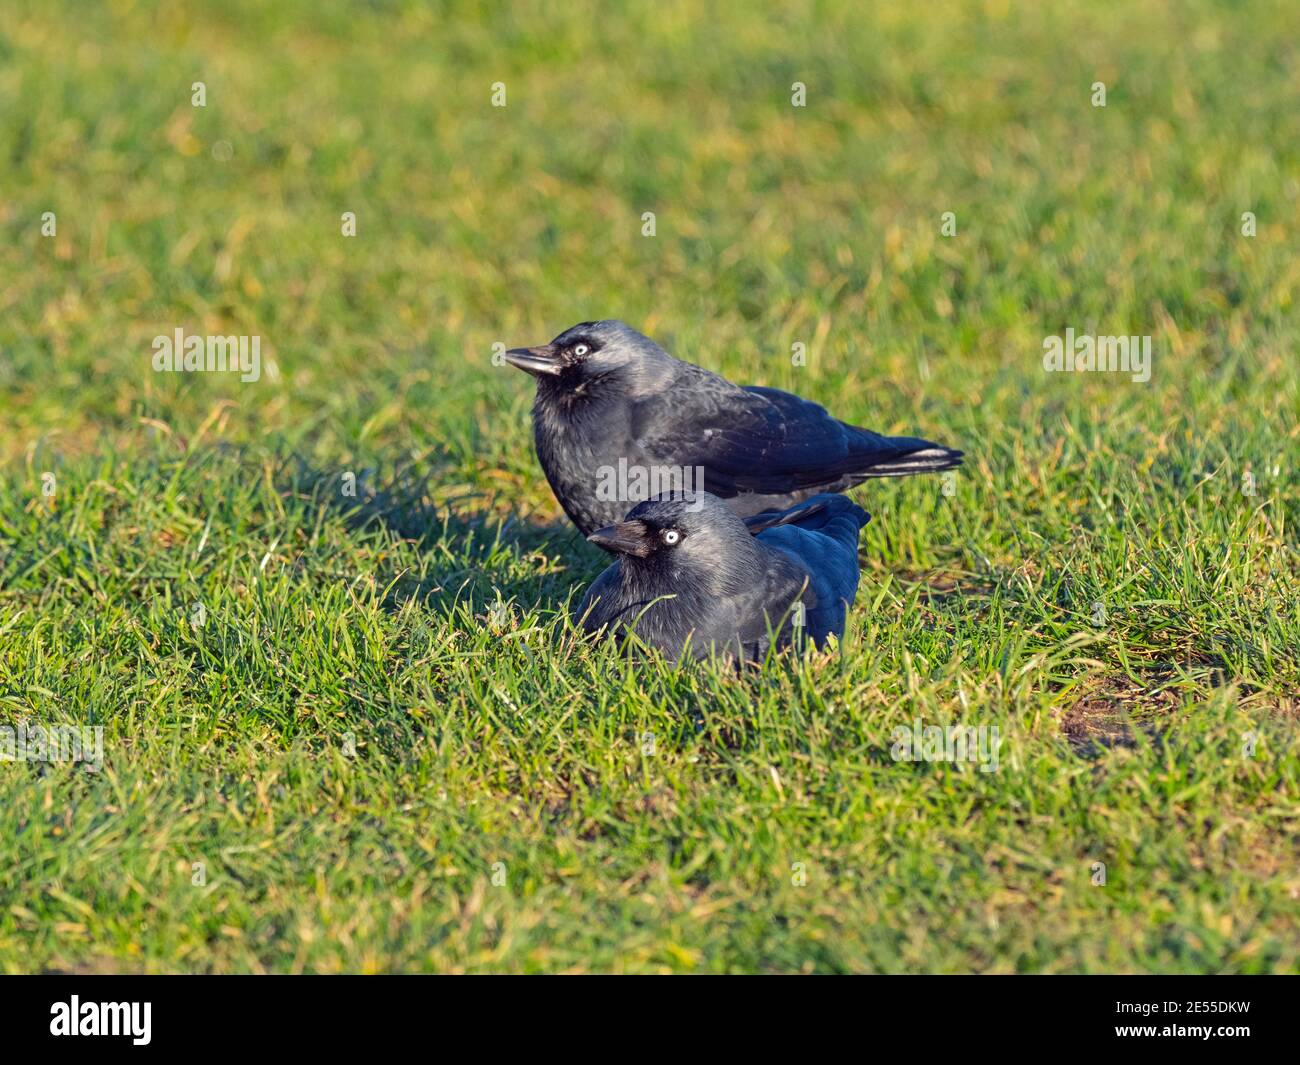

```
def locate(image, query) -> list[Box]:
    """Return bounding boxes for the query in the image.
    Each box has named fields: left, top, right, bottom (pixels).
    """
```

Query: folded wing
left=636, top=376, right=961, bottom=499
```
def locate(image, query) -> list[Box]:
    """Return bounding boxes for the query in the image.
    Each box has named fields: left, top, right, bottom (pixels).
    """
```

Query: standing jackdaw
left=505, top=320, right=961, bottom=536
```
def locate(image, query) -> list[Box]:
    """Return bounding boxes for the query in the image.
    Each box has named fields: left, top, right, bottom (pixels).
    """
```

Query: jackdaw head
left=504, top=320, right=672, bottom=390
left=586, top=493, right=755, bottom=571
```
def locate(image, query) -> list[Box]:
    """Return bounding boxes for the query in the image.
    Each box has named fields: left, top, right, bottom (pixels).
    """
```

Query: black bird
left=577, top=492, right=870, bottom=662
left=505, top=320, right=962, bottom=536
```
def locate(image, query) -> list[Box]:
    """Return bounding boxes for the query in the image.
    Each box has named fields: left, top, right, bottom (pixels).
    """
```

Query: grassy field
left=1, top=0, right=1297, bottom=973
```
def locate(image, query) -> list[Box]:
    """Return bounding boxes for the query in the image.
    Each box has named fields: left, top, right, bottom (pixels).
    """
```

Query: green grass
left=1, top=0, right=1297, bottom=973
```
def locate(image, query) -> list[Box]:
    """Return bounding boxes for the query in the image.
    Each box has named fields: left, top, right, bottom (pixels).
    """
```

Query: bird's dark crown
left=550, top=320, right=655, bottom=356
left=624, top=493, right=736, bottom=535
left=505, top=320, right=675, bottom=391
left=587, top=493, right=758, bottom=570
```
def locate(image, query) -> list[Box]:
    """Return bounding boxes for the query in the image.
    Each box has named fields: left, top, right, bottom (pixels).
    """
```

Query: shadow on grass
left=274, top=450, right=601, bottom=615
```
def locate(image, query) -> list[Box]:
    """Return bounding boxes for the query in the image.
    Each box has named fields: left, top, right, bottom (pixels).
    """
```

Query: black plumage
left=577, top=492, right=870, bottom=662
left=505, top=320, right=962, bottom=536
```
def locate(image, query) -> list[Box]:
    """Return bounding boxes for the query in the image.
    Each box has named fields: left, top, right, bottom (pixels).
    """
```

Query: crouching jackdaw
left=576, top=492, right=870, bottom=662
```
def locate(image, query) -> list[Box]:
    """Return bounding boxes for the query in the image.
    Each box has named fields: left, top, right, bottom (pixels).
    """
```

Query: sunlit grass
left=0, top=0, right=1297, bottom=972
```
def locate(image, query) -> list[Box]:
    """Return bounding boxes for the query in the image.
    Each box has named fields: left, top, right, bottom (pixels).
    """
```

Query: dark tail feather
left=855, top=444, right=963, bottom=479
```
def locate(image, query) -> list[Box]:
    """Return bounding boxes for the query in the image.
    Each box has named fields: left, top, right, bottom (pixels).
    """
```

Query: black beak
left=503, top=344, right=562, bottom=377
left=586, top=520, right=652, bottom=557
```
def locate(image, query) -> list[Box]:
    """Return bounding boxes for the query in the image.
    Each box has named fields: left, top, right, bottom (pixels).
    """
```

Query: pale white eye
left=662, top=529, right=680, bottom=546
left=573, top=344, right=589, bottom=356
